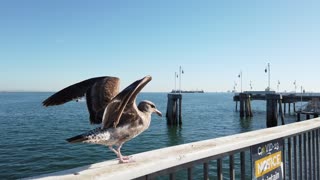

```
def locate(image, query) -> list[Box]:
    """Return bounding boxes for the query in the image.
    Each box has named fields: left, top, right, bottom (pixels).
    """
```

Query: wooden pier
left=234, top=91, right=320, bottom=127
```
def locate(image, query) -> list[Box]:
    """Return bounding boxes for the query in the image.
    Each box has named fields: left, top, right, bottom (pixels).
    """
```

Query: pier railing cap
left=29, top=117, right=320, bottom=180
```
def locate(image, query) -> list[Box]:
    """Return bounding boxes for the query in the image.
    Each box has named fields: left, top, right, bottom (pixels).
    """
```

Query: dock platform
left=233, top=91, right=320, bottom=126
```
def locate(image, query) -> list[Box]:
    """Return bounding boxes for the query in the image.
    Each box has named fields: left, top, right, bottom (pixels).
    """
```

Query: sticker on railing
left=251, top=138, right=283, bottom=180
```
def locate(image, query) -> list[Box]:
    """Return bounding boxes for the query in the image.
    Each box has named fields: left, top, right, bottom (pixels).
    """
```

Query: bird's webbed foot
left=109, top=145, right=135, bottom=163
left=118, top=155, right=135, bottom=163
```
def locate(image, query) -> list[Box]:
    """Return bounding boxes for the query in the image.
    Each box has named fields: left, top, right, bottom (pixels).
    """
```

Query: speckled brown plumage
left=43, top=76, right=162, bottom=163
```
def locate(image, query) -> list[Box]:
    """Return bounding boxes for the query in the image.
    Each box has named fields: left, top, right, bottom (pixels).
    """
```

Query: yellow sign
left=255, top=151, right=282, bottom=178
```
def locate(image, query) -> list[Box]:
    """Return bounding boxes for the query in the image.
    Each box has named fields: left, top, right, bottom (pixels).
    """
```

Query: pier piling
left=278, top=96, right=285, bottom=125
left=239, top=94, right=244, bottom=118
left=246, top=96, right=253, bottom=117
left=284, top=103, right=286, bottom=114
left=239, top=93, right=252, bottom=118
left=235, top=101, right=238, bottom=112
left=306, top=114, right=310, bottom=120
left=288, top=103, right=291, bottom=114
left=266, top=94, right=282, bottom=127
left=233, top=95, right=239, bottom=112
left=166, top=93, right=182, bottom=125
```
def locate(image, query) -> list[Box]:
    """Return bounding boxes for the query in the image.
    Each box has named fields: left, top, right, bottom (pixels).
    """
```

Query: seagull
left=42, top=75, right=162, bottom=163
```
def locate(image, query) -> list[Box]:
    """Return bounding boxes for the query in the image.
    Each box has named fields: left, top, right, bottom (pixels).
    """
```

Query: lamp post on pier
left=179, top=66, right=184, bottom=94
left=300, top=85, right=303, bottom=110
left=174, top=72, right=178, bottom=93
left=265, top=63, right=270, bottom=91
left=238, top=71, right=242, bottom=93
left=233, top=81, right=237, bottom=93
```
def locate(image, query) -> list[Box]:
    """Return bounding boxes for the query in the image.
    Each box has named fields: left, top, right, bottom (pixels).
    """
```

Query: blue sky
left=1, top=0, right=320, bottom=92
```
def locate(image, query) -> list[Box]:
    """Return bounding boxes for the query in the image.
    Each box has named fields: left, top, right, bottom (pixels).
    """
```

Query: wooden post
left=297, top=112, right=301, bottom=122
left=178, top=97, right=182, bottom=125
left=235, top=101, right=238, bottom=112
left=166, top=95, right=175, bottom=125
left=246, top=95, right=253, bottom=117
left=306, top=114, right=310, bottom=120
left=266, top=94, right=280, bottom=127
left=239, top=93, right=252, bottom=118
left=166, top=93, right=182, bottom=126
left=239, top=93, right=245, bottom=118
left=284, top=103, right=286, bottom=115
left=166, top=94, right=172, bottom=125
left=278, top=95, right=285, bottom=125
left=233, top=95, right=239, bottom=112
left=293, top=103, right=296, bottom=113
left=173, top=100, right=177, bottom=125
left=288, top=103, right=291, bottom=114
left=244, top=98, right=249, bottom=117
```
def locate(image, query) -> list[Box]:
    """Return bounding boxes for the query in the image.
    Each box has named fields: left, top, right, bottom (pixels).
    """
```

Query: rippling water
left=0, top=92, right=298, bottom=179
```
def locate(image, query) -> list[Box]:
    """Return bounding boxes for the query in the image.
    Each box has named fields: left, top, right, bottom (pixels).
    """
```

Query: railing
left=30, top=118, right=320, bottom=180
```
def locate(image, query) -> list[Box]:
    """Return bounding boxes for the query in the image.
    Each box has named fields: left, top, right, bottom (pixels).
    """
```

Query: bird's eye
left=150, top=104, right=155, bottom=108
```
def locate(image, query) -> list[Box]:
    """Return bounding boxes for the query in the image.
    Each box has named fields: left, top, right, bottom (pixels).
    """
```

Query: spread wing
left=42, top=76, right=110, bottom=106
left=42, top=76, right=120, bottom=124
left=101, top=76, right=152, bottom=129
left=85, top=77, right=120, bottom=124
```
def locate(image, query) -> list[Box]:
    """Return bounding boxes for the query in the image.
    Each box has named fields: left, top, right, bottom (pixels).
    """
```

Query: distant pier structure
left=296, top=97, right=320, bottom=121
left=233, top=91, right=320, bottom=127
left=171, top=90, right=204, bottom=93
left=166, top=93, right=182, bottom=125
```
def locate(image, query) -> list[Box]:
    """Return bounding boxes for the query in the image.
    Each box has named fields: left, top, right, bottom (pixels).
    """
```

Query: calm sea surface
left=0, top=92, right=299, bottom=179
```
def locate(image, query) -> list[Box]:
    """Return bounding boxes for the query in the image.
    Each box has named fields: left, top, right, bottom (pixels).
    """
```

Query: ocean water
left=0, top=92, right=299, bottom=179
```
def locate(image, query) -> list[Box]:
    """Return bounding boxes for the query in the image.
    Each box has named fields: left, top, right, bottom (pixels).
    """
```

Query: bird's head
left=138, top=100, right=162, bottom=117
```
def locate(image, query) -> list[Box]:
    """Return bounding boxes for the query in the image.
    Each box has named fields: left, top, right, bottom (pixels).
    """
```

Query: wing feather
left=42, top=76, right=120, bottom=124
left=102, top=76, right=152, bottom=129
left=42, top=77, right=110, bottom=106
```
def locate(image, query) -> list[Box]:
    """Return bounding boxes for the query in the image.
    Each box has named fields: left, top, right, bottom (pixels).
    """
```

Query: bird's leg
left=116, top=143, right=134, bottom=163
left=109, top=146, right=120, bottom=157
left=109, top=145, right=132, bottom=163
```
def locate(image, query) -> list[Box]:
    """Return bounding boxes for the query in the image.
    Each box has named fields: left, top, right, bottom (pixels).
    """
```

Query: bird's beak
left=154, top=109, right=162, bottom=117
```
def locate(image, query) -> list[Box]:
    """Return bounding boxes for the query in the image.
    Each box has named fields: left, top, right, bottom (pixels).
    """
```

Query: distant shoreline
left=171, top=90, right=204, bottom=93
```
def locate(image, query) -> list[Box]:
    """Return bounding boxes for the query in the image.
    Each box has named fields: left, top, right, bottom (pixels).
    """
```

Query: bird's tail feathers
left=66, top=134, right=88, bottom=143
left=66, top=128, right=101, bottom=143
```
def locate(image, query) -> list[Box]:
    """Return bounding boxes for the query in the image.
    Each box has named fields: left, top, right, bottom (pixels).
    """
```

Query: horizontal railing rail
left=29, top=117, right=320, bottom=180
